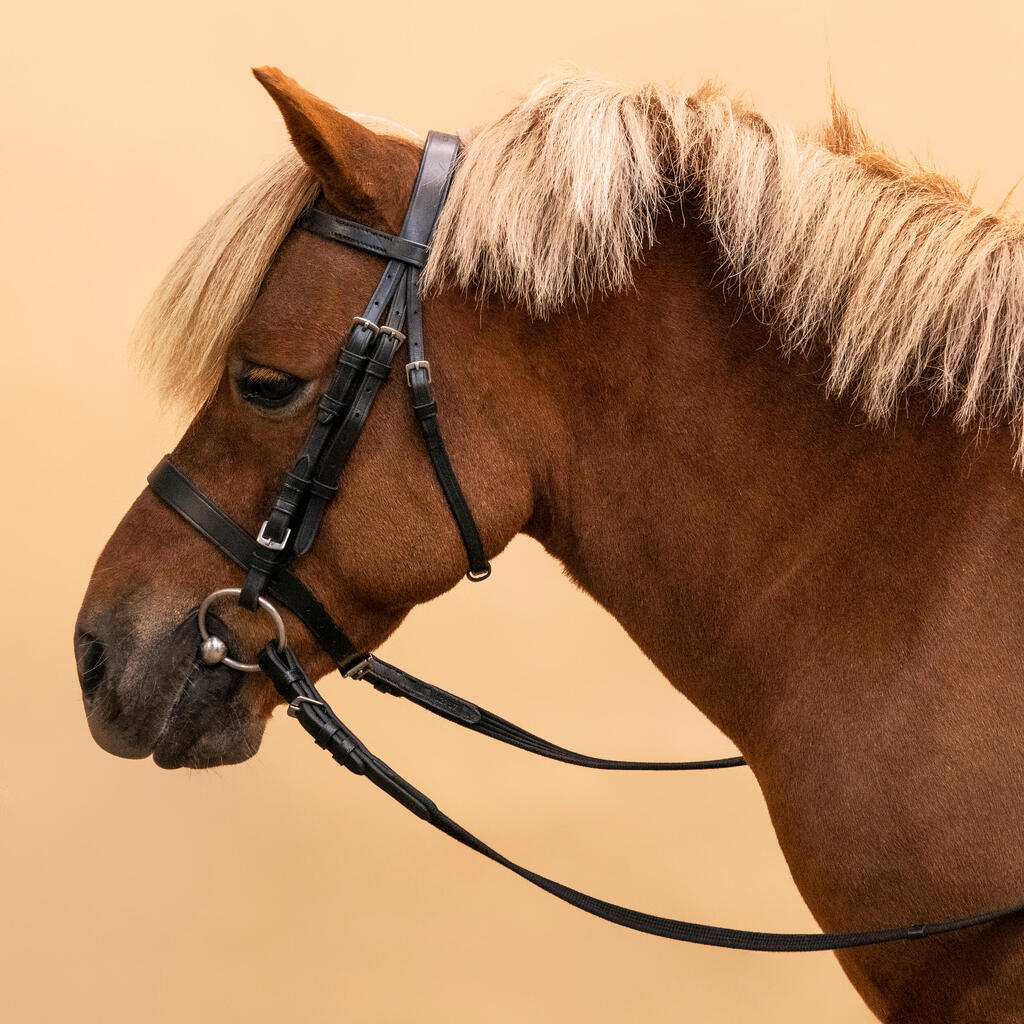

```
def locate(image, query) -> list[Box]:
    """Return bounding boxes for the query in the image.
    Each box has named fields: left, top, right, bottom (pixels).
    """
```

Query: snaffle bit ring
left=196, top=587, right=287, bottom=673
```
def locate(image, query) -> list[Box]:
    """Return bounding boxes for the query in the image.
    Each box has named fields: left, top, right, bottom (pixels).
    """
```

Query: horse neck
left=521, top=211, right=1024, bottom=757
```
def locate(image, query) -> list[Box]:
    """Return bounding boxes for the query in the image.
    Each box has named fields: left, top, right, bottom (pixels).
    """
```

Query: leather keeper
left=413, top=399, right=438, bottom=422
left=363, top=360, right=391, bottom=381
left=309, top=479, right=339, bottom=500
left=338, top=349, right=369, bottom=371
left=318, top=393, right=347, bottom=421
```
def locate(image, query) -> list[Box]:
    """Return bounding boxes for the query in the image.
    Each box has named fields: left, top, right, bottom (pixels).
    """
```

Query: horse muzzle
left=74, top=599, right=268, bottom=769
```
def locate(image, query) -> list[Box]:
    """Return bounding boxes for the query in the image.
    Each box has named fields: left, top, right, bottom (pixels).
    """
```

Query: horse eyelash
left=242, top=365, right=296, bottom=383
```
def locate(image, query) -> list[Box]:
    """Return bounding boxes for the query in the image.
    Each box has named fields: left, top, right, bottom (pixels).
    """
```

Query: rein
left=147, top=131, right=1024, bottom=951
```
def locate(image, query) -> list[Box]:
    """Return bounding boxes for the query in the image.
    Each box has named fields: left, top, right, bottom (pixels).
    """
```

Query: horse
left=74, top=66, right=1024, bottom=1022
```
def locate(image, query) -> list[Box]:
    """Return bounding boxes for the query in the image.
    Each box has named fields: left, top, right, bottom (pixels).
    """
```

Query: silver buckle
left=287, top=696, right=324, bottom=718
left=344, top=654, right=376, bottom=679
left=377, top=325, right=407, bottom=344
left=350, top=316, right=381, bottom=336
left=405, top=360, right=431, bottom=385
left=257, top=520, right=291, bottom=551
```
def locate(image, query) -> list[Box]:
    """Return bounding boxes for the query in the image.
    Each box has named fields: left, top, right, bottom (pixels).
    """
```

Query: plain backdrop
left=4, top=1, right=1023, bottom=1021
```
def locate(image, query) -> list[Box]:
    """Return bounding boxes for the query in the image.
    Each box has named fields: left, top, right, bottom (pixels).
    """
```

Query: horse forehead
left=256, top=229, right=352, bottom=313
left=235, top=229, right=381, bottom=370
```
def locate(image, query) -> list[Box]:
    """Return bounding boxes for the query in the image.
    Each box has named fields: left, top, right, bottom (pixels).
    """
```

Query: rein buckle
left=343, top=654, right=376, bottom=680
left=287, top=695, right=325, bottom=718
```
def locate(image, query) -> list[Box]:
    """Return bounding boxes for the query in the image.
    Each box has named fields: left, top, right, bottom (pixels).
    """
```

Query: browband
left=296, top=209, right=431, bottom=267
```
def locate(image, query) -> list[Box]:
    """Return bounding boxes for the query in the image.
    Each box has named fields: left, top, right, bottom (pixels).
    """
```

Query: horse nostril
left=76, top=631, right=107, bottom=699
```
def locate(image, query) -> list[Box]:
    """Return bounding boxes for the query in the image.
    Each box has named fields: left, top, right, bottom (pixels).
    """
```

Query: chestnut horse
left=75, top=68, right=1024, bottom=1021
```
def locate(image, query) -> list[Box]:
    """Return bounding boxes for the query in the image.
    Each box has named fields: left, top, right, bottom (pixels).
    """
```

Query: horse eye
left=237, top=366, right=306, bottom=409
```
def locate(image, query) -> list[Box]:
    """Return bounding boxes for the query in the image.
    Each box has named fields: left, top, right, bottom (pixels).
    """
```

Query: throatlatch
left=147, top=131, right=1024, bottom=951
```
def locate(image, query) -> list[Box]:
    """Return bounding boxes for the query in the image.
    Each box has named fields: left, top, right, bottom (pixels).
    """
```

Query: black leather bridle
left=147, top=132, right=1024, bottom=951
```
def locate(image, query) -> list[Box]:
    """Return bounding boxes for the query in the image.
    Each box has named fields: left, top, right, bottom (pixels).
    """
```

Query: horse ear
left=253, top=66, right=384, bottom=216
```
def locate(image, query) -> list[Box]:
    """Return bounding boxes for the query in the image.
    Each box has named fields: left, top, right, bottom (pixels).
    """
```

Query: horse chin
left=150, top=661, right=268, bottom=770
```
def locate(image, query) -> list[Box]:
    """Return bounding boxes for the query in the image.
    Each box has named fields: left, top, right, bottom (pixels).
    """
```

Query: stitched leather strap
left=293, top=328, right=405, bottom=556
left=350, top=655, right=746, bottom=770
left=404, top=267, right=491, bottom=578
left=261, top=643, right=1024, bottom=951
left=297, top=209, right=430, bottom=268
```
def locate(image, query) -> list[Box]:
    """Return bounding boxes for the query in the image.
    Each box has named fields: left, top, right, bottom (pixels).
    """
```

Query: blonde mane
left=138, top=74, right=1024, bottom=459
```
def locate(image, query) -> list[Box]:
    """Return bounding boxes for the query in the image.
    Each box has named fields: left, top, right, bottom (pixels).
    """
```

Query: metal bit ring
left=196, top=587, right=288, bottom=673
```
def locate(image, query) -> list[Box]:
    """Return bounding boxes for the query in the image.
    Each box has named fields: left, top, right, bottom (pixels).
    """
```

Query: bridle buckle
left=257, top=520, right=291, bottom=551
left=350, top=316, right=381, bottom=336
left=377, top=325, right=407, bottom=344
left=405, top=360, right=431, bottom=385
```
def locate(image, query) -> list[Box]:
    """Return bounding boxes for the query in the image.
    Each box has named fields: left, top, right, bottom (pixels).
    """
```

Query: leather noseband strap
left=148, top=457, right=360, bottom=668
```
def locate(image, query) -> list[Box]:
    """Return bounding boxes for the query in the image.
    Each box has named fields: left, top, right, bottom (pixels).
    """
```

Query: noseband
left=147, top=132, right=1024, bottom=951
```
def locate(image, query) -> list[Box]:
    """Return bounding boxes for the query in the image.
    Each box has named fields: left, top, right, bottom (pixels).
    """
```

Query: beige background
left=3, top=1, right=1022, bottom=1021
